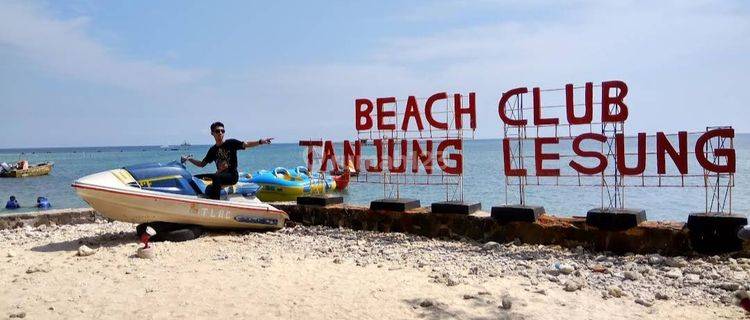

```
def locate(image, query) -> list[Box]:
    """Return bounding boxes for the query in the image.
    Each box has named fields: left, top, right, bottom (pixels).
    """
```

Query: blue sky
left=1, top=0, right=748, bottom=148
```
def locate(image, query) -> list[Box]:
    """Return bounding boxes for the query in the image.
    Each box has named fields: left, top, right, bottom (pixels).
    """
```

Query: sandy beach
left=1, top=221, right=748, bottom=319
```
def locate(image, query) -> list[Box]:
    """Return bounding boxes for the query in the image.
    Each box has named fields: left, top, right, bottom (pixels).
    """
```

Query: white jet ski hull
left=72, top=169, right=287, bottom=230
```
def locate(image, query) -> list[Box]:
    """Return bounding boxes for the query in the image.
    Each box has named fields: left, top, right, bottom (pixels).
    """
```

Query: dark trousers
left=204, top=171, right=239, bottom=200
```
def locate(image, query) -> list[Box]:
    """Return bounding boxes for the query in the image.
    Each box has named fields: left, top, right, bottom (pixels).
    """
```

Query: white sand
left=0, top=222, right=747, bottom=319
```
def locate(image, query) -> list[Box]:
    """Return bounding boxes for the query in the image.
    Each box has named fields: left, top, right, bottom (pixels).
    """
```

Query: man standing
left=182, top=121, right=273, bottom=200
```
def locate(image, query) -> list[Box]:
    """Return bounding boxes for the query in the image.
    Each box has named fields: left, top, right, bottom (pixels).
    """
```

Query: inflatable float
left=240, top=166, right=349, bottom=202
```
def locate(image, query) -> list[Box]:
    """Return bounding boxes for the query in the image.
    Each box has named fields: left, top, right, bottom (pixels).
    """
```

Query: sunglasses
left=213, top=129, right=225, bottom=134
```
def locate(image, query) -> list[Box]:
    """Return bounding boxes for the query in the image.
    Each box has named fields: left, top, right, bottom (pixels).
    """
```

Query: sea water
left=1, top=137, right=748, bottom=221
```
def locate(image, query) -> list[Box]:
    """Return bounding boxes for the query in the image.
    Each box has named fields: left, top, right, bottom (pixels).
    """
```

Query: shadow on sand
left=30, top=231, right=137, bottom=253
left=29, top=226, right=276, bottom=253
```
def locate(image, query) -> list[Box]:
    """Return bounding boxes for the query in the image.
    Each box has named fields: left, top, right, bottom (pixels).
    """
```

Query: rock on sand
left=77, top=245, right=97, bottom=257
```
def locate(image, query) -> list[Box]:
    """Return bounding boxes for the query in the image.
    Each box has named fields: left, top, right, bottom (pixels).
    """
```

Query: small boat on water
left=0, top=161, right=54, bottom=178
left=163, top=141, right=191, bottom=151
left=72, top=161, right=288, bottom=231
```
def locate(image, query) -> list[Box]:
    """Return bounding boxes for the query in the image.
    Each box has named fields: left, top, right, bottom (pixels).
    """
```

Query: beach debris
left=463, top=294, right=477, bottom=300
left=664, top=269, right=682, bottom=279
left=607, top=286, right=624, bottom=298
left=664, top=257, right=688, bottom=268
left=333, top=257, right=343, bottom=264
left=433, top=273, right=460, bottom=286
left=482, top=241, right=501, bottom=250
left=8, top=311, right=26, bottom=318
left=563, top=279, right=583, bottom=292
left=685, top=274, right=701, bottom=283
left=635, top=298, right=654, bottom=307
left=468, top=266, right=479, bottom=275
left=623, top=271, right=641, bottom=281
left=533, top=288, right=546, bottom=295
left=26, top=265, right=50, bottom=274
left=419, top=299, right=435, bottom=308
left=77, top=245, right=97, bottom=257
left=717, top=282, right=741, bottom=291
left=6, top=250, right=16, bottom=258
left=590, top=264, right=608, bottom=273
left=648, top=255, right=664, bottom=265
left=655, top=292, right=670, bottom=300
left=545, top=267, right=560, bottom=276
left=500, top=295, right=513, bottom=310
left=555, top=262, right=575, bottom=275
left=136, top=247, right=155, bottom=259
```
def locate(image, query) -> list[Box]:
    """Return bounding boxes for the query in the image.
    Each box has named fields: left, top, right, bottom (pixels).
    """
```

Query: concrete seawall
left=0, top=208, right=100, bottom=229
left=2, top=205, right=747, bottom=257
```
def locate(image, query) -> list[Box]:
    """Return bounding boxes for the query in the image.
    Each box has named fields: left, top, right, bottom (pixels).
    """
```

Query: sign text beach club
left=299, top=80, right=736, bottom=176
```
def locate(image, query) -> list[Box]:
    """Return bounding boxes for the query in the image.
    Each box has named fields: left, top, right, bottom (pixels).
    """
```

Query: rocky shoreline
left=280, top=225, right=750, bottom=308
left=1, top=221, right=747, bottom=319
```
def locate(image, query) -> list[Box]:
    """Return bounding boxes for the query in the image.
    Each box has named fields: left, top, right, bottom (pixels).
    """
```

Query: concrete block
left=297, top=195, right=344, bottom=206
left=370, top=198, right=420, bottom=212
left=586, top=208, right=646, bottom=231
left=431, top=201, right=481, bottom=215
left=688, top=212, right=748, bottom=254
left=491, top=205, right=544, bottom=223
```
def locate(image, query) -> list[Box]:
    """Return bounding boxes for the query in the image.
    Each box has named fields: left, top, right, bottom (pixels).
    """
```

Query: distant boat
left=0, top=161, right=54, bottom=178
left=164, top=141, right=191, bottom=151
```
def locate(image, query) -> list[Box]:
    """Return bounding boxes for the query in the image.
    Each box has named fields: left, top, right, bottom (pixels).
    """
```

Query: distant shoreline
left=3, top=134, right=750, bottom=151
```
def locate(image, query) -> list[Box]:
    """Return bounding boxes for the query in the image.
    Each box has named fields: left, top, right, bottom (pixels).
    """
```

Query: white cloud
left=248, top=0, right=750, bottom=136
left=0, top=0, right=747, bottom=148
left=0, top=1, right=204, bottom=93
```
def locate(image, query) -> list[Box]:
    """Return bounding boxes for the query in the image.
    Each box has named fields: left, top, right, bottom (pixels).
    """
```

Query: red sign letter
left=569, top=133, right=607, bottom=175
left=533, top=87, right=559, bottom=126
left=299, top=140, right=323, bottom=171
left=454, top=92, right=476, bottom=130
left=401, top=96, right=424, bottom=131
left=502, top=138, right=527, bottom=176
left=616, top=133, right=646, bottom=175
left=437, top=139, right=462, bottom=175
left=387, top=139, right=407, bottom=173
left=343, top=140, right=361, bottom=172
left=365, top=139, right=384, bottom=172
left=566, top=82, right=594, bottom=125
left=425, top=92, right=449, bottom=130
left=534, top=137, right=560, bottom=176
left=498, top=88, right=529, bottom=126
left=602, top=80, right=629, bottom=122
left=656, top=131, right=688, bottom=174
left=412, top=140, right=433, bottom=174
left=320, top=140, right=339, bottom=172
left=355, top=99, right=374, bottom=131
left=376, top=97, right=397, bottom=130
left=695, top=128, right=736, bottom=173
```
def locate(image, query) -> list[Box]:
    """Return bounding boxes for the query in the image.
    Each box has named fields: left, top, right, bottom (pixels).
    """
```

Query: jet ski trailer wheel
left=136, top=222, right=204, bottom=243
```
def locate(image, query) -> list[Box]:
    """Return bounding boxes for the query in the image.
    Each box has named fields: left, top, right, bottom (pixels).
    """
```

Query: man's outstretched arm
left=243, top=138, right=274, bottom=149
left=182, top=155, right=207, bottom=168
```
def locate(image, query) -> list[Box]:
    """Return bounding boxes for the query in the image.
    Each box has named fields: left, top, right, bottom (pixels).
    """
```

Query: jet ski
left=71, top=161, right=288, bottom=232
